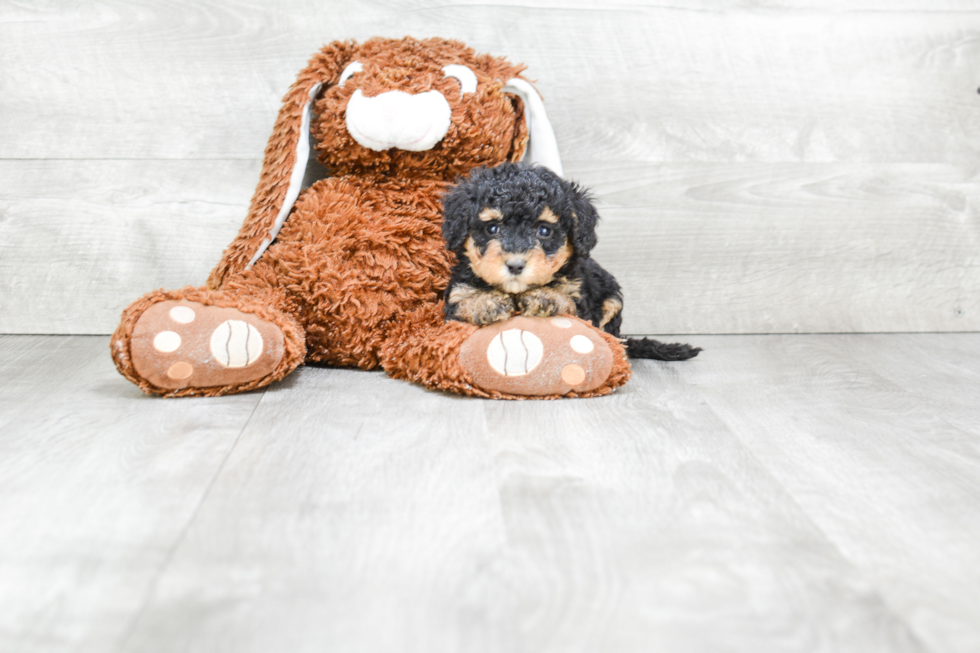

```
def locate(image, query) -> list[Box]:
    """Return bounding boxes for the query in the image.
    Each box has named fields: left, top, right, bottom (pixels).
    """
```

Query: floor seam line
left=109, top=389, right=268, bottom=652
left=691, top=387, right=938, bottom=653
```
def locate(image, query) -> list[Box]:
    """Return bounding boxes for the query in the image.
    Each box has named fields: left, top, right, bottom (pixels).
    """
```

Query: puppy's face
left=464, top=205, right=572, bottom=294
left=443, top=163, right=600, bottom=292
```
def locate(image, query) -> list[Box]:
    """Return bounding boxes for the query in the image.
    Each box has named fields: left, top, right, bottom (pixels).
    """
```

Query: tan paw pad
left=561, top=364, right=586, bottom=385
left=130, top=300, right=285, bottom=390
left=167, top=362, right=194, bottom=380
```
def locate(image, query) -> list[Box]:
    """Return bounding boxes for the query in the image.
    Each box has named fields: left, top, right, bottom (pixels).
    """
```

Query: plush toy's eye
left=486, top=223, right=500, bottom=236
left=537, top=225, right=552, bottom=238
left=442, top=64, right=477, bottom=97
left=338, top=61, right=363, bottom=87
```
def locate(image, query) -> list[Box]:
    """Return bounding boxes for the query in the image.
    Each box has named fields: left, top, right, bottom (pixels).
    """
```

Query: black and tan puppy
left=441, top=163, right=700, bottom=361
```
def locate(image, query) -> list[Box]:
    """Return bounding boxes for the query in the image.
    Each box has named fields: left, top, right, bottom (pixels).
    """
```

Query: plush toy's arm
left=208, top=41, right=358, bottom=289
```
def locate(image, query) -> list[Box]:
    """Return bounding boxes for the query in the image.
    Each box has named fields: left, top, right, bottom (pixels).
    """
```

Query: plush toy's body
left=240, top=175, right=453, bottom=370
left=111, top=37, right=632, bottom=399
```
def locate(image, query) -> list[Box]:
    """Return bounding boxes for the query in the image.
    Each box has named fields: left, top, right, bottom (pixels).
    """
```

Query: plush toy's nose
left=345, top=89, right=452, bottom=152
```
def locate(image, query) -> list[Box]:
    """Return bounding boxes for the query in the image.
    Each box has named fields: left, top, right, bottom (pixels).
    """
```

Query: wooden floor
left=2, top=334, right=979, bottom=653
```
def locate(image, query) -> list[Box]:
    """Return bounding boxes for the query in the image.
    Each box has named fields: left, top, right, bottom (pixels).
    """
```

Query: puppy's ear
left=568, top=182, right=600, bottom=257
left=441, top=185, right=475, bottom=252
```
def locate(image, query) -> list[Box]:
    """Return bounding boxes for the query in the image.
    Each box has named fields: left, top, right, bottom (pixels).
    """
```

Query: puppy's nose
left=506, top=258, right=526, bottom=276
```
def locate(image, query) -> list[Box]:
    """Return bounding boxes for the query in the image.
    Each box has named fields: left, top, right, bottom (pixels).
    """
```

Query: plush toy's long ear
left=208, top=41, right=358, bottom=289
left=502, top=78, right=563, bottom=178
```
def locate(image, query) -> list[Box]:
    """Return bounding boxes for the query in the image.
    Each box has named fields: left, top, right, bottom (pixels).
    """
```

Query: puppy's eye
left=486, top=224, right=500, bottom=236
left=537, top=226, right=552, bottom=238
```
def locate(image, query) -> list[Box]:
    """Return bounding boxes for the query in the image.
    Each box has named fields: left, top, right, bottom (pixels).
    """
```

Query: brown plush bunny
left=110, top=36, right=632, bottom=399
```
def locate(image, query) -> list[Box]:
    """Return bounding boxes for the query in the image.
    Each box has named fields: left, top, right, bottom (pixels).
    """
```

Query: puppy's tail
left=626, top=337, right=701, bottom=361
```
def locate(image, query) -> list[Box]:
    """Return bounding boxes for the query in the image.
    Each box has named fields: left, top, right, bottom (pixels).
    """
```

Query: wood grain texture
left=477, top=375, right=922, bottom=653
left=116, top=366, right=509, bottom=653
left=0, top=160, right=256, bottom=334
left=1, top=1, right=979, bottom=162
left=674, top=333, right=980, bottom=653
left=114, top=354, right=925, bottom=653
left=0, top=335, right=264, bottom=653
left=578, top=161, right=980, bottom=334
left=3, top=333, right=980, bottom=651
left=3, top=160, right=976, bottom=335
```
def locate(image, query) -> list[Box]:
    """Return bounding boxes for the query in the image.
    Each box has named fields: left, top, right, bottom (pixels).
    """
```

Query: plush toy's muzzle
left=345, top=89, right=452, bottom=152
left=342, top=63, right=480, bottom=153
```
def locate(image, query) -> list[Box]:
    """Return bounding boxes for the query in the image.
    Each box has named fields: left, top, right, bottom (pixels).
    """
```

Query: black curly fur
left=627, top=338, right=702, bottom=361
left=441, top=163, right=700, bottom=362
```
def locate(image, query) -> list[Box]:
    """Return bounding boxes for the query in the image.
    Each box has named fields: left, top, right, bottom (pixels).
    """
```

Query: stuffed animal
left=110, top=36, right=633, bottom=399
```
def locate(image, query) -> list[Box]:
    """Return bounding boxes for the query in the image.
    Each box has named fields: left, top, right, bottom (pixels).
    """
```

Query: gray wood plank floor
left=2, top=334, right=978, bottom=653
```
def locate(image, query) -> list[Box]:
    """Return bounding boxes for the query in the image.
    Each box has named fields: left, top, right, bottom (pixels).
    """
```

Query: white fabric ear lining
left=246, top=82, right=323, bottom=270
left=502, top=78, right=564, bottom=177
left=442, top=64, right=477, bottom=96
left=338, top=61, right=363, bottom=87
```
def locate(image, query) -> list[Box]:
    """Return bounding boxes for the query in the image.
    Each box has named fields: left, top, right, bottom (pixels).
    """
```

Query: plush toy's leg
left=380, top=304, right=632, bottom=399
left=111, top=278, right=306, bottom=398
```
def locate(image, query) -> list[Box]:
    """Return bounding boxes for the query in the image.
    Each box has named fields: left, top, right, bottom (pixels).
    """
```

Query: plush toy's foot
left=112, top=286, right=306, bottom=397
left=459, top=316, right=614, bottom=396
left=128, top=299, right=286, bottom=392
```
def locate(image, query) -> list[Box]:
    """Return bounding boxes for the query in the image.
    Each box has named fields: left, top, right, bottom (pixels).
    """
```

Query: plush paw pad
left=459, top=316, right=613, bottom=396
left=130, top=300, right=285, bottom=390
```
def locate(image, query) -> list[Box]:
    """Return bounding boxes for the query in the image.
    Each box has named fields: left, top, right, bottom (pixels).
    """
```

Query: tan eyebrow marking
left=479, top=208, right=503, bottom=222
left=539, top=207, right=559, bottom=223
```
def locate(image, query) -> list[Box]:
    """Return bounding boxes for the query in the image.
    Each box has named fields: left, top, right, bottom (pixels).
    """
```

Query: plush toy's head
left=309, top=37, right=549, bottom=179
left=210, top=36, right=564, bottom=284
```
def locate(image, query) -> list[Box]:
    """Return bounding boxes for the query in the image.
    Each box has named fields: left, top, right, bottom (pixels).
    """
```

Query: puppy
left=441, top=163, right=700, bottom=361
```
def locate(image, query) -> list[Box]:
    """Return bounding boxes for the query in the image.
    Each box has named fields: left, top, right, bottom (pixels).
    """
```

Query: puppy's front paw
left=518, top=287, right=577, bottom=318
left=452, top=290, right=516, bottom=326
